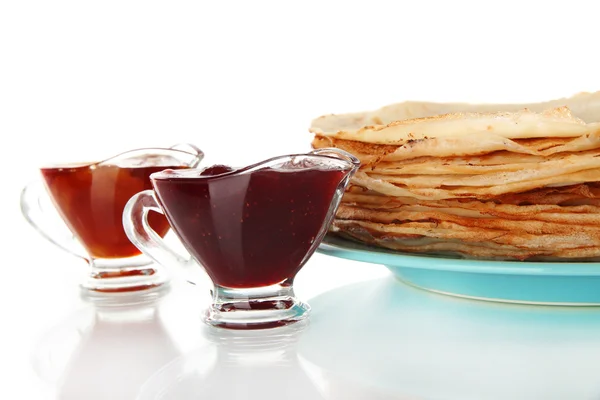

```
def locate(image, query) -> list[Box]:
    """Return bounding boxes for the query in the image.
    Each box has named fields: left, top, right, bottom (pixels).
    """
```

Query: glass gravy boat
left=123, top=148, right=359, bottom=329
left=20, top=144, right=204, bottom=299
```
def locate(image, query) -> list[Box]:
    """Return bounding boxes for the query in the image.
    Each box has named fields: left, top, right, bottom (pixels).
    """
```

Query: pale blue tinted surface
left=298, top=277, right=600, bottom=400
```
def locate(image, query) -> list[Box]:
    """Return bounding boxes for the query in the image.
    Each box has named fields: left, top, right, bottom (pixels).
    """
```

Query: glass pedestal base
left=205, top=283, right=310, bottom=330
left=80, top=258, right=170, bottom=305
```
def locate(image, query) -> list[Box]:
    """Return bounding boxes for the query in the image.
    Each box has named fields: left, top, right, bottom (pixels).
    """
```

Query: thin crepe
left=311, top=92, right=600, bottom=142
left=311, top=92, right=600, bottom=260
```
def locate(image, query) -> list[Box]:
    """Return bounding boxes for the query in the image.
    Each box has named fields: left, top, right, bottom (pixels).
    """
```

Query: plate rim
left=317, top=235, right=600, bottom=276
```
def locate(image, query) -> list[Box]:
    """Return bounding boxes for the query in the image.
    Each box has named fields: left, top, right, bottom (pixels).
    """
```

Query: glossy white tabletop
left=7, top=220, right=600, bottom=400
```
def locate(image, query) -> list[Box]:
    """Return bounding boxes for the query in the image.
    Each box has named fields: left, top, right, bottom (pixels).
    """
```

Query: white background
left=2, top=0, right=600, bottom=397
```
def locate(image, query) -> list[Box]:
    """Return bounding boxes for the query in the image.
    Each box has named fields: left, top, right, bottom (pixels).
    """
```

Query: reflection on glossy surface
left=138, top=321, right=325, bottom=400
left=31, top=289, right=181, bottom=400
left=298, top=277, right=600, bottom=400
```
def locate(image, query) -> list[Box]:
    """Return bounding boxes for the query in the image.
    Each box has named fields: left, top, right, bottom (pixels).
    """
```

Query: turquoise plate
left=317, top=235, right=600, bottom=305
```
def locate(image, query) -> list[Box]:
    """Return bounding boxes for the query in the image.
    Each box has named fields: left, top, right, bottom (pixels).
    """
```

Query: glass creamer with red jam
left=124, top=149, right=360, bottom=329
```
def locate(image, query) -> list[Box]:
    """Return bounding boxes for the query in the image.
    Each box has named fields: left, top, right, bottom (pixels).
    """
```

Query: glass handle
left=123, top=190, right=195, bottom=270
left=309, top=147, right=360, bottom=170
left=20, top=180, right=88, bottom=259
left=169, top=143, right=205, bottom=168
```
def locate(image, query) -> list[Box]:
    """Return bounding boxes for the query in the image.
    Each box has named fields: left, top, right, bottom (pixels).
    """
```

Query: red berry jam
left=152, top=166, right=345, bottom=288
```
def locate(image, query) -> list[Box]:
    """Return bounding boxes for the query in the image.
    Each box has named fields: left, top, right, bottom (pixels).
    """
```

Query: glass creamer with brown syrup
left=123, top=148, right=359, bottom=329
left=21, top=144, right=204, bottom=298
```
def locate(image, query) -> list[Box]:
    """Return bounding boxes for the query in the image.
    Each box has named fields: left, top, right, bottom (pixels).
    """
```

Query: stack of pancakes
left=311, top=92, right=600, bottom=260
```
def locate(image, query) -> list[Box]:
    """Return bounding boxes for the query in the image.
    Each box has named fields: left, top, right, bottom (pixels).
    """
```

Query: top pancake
left=310, top=91, right=600, bottom=200
left=310, top=92, right=600, bottom=146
